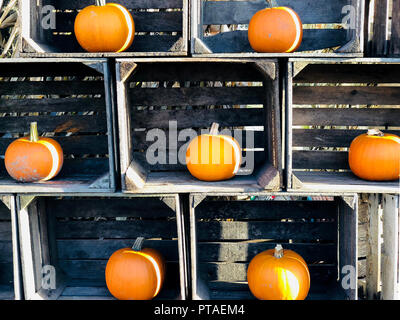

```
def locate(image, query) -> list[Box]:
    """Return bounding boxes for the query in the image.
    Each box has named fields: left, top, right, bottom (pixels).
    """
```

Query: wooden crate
left=19, top=0, right=188, bottom=57
left=188, top=193, right=359, bottom=300
left=285, top=58, right=400, bottom=193
left=366, top=0, right=400, bottom=57
left=0, top=58, right=116, bottom=193
left=0, top=196, right=23, bottom=300
left=191, top=0, right=365, bottom=57
left=17, top=195, right=189, bottom=300
left=116, top=58, right=282, bottom=194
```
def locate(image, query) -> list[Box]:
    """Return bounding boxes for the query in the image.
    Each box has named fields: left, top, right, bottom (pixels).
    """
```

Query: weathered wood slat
left=131, top=62, right=264, bottom=82
left=292, top=129, right=400, bottom=147
left=294, top=64, right=400, bottom=83
left=0, top=115, right=107, bottom=134
left=371, top=0, right=389, bottom=56
left=196, top=200, right=337, bottom=219
left=390, top=1, right=400, bottom=56
left=0, top=222, right=11, bottom=241
left=55, top=11, right=183, bottom=33
left=0, top=263, right=13, bottom=285
left=292, top=108, right=400, bottom=126
left=131, top=108, right=264, bottom=128
left=0, top=242, right=12, bottom=262
left=0, top=98, right=105, bottom=113
left=203, top=29, right=347, bottom=53
left=57, top=239, right=179, bottom=260
left=56, top=220, right=178, bottom=239
left=48, top=198, right=175, bottom=218
left=129, top=87, right=266, bottom=107
left=293, top=150, right=348, bottom=169
left=55, top=0, right=184, bottom=10
left=293, top=86, right=400, bottom=105
left=196, top=221, right=337, bottom=241
left=203, top=0, right=349, bottom=25
left=196, top=242, right=337, bottom=264
left=0, top=81, right=104, bottom=95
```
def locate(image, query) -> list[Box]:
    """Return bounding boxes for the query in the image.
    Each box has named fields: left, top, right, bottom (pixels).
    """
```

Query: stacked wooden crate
left=0, top=0, right=397, bottom=301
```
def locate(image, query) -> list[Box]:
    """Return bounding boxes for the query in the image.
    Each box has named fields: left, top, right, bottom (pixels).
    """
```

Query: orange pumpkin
left=248, top=6, right=303, bottom=53
left=74, top=0, right=135, bottom=53
left=247, top=244, right=310, bottom=300
left=105, top=237, right=165, bottom=300
left=5, top=122, right=64, bottom=182
left=186, top=123, right=242, bottom=181
left=348, top=129, right=400, bottom=181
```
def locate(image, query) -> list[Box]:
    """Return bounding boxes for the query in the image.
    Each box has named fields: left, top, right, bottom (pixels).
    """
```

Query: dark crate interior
left=288, top=61, right=400, bottom=193
left=0, top=200, right=14, bottom=300
left=118, top=59, right=281, bottom=193
left=192, top=0, right=363, bottom=56
left=21, top=0, right=187, bottom=56
left=191, top=195, right=357, bottom=300
left=43, top=197, right=183, bottom=300
left=0, top=60, right=114, bottom=193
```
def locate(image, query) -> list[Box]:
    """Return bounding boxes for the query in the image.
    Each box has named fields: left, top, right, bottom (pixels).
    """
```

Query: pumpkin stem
left=367, top=129, right=385, bottom=137
left=132, top=237, right=145, bottom=251
left=30, top=122, right=39, bottom=142
left=266, top=0, right=278, bottom=8
left=95, top=0, right=106, bottom=6
left=209, top=122, right=220, bottom=135
left=274, top=244, right=284, bottom=258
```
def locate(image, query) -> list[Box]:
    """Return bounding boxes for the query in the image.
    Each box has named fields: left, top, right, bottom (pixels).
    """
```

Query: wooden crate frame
left=191, top=0, right=365, bottom=57
left=0, top=58, right=116, bottom=193
left=365, top=193, right=399, bottom=300
left=17, top=194, right=189, bottom=300
left=285, top=58, right=400, bottom=194
left=0, top=195, right=23, bottom=300
left=365, top=0, right=400, bottom=57
left=188, top=193, right=359, bottom=300
left=19, top=0, right=188, bottom=57
left=116, top=58, right=282, bottom=194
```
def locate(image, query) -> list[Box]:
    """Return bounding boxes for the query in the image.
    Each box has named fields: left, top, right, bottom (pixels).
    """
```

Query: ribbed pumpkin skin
left=105, top=247, right=165, bottom=300
left=247, top=249, right=310, bottom=300
left=74, top=3, right=135, bottom=52
left=186, top=134, right=242, bottom=181
left=5, top=137, right=64, bottom=182
left=348, top=133, right=400, bottom=181
left=248, top=7, right=303, bottom=53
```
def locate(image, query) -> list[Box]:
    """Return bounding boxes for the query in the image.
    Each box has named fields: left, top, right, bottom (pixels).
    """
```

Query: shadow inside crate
left=45, top=197, right=183, bottom=300
left=195, top=196, right=350, bottom=300
left=0, top=201, right=14, bottom=300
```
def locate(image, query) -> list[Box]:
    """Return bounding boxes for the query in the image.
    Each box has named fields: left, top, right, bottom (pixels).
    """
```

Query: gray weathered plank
left=390, top=1, right=400, bottom=56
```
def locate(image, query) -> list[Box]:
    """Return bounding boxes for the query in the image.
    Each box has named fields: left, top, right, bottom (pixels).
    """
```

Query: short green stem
left=30, top=122, right=39, bottom=142
left=132, top=237, right=145, bottom=251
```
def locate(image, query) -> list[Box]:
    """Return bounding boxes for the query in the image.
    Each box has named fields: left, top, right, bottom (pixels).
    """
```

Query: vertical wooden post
left=371, top=0, right=390, bottom=56
left=366, top=193, right=383, bottom=299
left=9, top=196, right=23, bottom=300
left=381, top=194, right=400, bottom=300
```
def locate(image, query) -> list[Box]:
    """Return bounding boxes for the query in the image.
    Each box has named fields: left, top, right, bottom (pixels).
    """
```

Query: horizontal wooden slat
left=293, top=86, right=400, bottom=105
left=57, top=239, right=179, bottom=261
left=54, top=0, right=184, bottom=10
left=293, top=151, right=349, bottom=169
left=196, top=200, right=337, bottom=219
left=0, top=81, right=104, bottom=95
left=200, top=262, right=337, bottom=283
left=0, top=115, right=107, bottom=133
left=292, top=108, right=400, bottom=126
left=129, top=87, right=266, bottom=107
left=294, top=64, right=400, bottom=83
left=203, top=0, right=349, bottom=25
left=52, top=34, right=183, bottom=53
left=131, top=108, right=264, bottom=128
left=293, top=129, right=400, bottom=147
left=130, top=62, right=265, bottom=82
left=56, top=11, right=183, bottom=32
left=56, top=220, right=177, bottom=239
left=0, top=98, right=105, bottom=113
left=203, top=29, right=347, bottom=53
left=197, top=242, right=336, bottom=264
left=0, top=62, right=102, bottom=77
left=196, top=221, right=337, bottom=241
left=48, top=198, right=175, bottom=218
